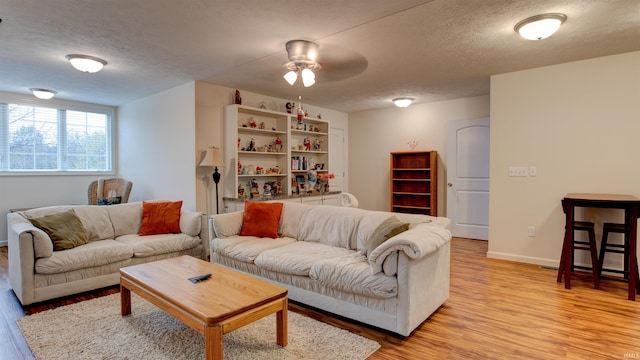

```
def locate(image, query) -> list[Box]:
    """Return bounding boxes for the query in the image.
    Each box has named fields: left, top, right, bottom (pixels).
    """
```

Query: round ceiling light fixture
left=29, top=88, right=57, bottom=99
left=66, top=54, right=108, bottom=73
left=393, top=98, right=414, bottom=108
left=514, top=13, right=567, bottom=40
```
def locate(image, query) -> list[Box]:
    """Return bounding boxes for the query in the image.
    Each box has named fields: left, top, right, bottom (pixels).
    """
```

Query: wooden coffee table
left=120, top=255, right=288, bottom=360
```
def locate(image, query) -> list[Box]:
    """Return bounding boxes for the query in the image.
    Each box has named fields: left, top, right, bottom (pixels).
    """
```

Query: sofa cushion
left=211, top=212, right=244, bottom=238
left=298, top=206, right=367, bottom=249
left=107, top=202, right=142, bottom=237
left=279, top=201, right=312, bottom=238
left=72, top=206, right=114, bottom=241
left=254, top=241, right=352, bottom=276
left=180, top=211, right=203, bottom=237
left=365, top=215, right=410, bottom=257
left=29, top=210, right=90, bottom=251
left=211, top=236, right=296, bottom=263
left=115, top=233, right=200, bottom=258
left=310, top=253, right=398, bottom=298
left=34, top=239, right=133, bottom=275
left=239, top=201, right=283, bottom=238
left=23, top=205, right=114, bottom=241
left=139, top=201, right=182, bottom=236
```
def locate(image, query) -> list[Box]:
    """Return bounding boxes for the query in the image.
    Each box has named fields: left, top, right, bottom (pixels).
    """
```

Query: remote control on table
left=188, top=273, right=212, bottom=283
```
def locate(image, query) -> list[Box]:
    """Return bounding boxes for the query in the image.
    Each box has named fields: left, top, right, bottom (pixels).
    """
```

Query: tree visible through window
left=0, top=102, right=112, bottom=172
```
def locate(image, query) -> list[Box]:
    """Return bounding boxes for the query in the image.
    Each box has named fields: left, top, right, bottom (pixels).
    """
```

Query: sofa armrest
left=368, top=223, right=451, bottom=267
left=7, top=213, right=39, bottom=305
left=395, top=241, right=450, bottom=336
left=198, top=213, right=209, bottom=258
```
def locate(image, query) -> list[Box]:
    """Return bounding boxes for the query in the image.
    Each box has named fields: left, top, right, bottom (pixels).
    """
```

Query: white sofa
left=209, top=202, right=451, bottom=336
left=7, top=202, right=208, bottom=305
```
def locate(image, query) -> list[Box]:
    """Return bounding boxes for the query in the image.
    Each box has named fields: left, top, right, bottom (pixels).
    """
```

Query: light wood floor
left=2, top=238, right=640, bottom=359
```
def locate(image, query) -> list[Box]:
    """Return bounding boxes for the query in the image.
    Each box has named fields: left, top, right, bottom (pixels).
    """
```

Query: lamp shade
left=284, top=71, right=298, bottom=85
left=199, top=146, right=224, bottom=167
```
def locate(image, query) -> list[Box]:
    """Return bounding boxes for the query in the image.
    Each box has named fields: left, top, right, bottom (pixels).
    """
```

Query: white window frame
left=0, top=91, right=116, bottom=176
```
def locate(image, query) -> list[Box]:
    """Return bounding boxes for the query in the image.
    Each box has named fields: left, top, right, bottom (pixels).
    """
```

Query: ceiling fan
left=282, top=39, right=368, bottom=87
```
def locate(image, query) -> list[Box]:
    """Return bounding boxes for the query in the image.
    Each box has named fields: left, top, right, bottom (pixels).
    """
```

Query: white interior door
left=446, top=118, right=490, bottom=240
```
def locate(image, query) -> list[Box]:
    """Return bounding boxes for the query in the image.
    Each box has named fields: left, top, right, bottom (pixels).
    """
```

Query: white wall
left=118, top=82, right=197, bottom=210
left=488, top=51, right=640, bottom=267
left=348, top=96, right=490, bottom=214
left=194, top=82, right=349, bottom=215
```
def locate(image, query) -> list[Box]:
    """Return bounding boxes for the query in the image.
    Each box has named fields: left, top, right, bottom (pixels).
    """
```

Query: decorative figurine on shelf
left=276, top=180, right=283, bottom=195
left=246, top=138, right=256, bottom=151
left=274, top=136, right=282, bottom=152
left=247, top=165, right=255, bottom=175
left=234, top=90, right=242, bottom=105
left=256, top=166, right=263, bottom=175
left=237, top=137, right=241, bottom=149
left=306, top=170, right=318, bottom=193
left=241, top=166, right=247, bottom=175
left=263, top=183, right=272, bottom=196
left=305, top=110, right=309, bottom=117
left=297, top=104, right=304, bottom=121
left=237, top=159, right=242, bottom=174
left=250, top=179, right=260, bottom=197
left=249, top=117, right=257, bottom=128
left=259, top=121, right=265, bottom=129
left=286, top=102, right=294, bottom=114
left=303, top=137, right=311, bottom=151
left=314, top=138, right=321, bottom=151
left=238, top=184, right=246, bottom=198
left=317, top=114, right=322, bottom=119
left=291, top=178, right=298, bottom=195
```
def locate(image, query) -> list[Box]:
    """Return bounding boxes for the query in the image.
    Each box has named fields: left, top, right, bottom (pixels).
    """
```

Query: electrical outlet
left=508, top=166, right=529, bottom=177
left=528, top=226, right=536, bottom=237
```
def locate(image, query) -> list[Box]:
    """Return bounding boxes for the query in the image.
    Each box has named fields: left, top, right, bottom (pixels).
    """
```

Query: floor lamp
left=199, top=146, right=224, bottom=214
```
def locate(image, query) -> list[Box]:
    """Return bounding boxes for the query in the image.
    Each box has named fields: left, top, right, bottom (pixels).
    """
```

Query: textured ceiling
left=1, top=0, right=639, bottom=113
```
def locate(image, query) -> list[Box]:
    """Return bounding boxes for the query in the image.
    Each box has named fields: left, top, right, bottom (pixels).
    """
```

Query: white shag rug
left=18, top=293, right=380, bottom=360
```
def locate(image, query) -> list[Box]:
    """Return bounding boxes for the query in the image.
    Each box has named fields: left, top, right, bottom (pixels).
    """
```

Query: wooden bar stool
left=599, top=222, right=631, bottom=279
left=558, top=220, right=600, bottom=289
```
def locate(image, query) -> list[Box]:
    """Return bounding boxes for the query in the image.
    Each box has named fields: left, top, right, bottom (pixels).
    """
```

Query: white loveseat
left=8, top=202, right=208, bottom=305
left=210, top=202, right=451, bottom=336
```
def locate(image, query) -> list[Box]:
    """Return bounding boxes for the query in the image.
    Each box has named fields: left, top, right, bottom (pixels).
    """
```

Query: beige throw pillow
left=365, top=215, right=410, bottom=257
left=29, top=209, right=89, bottom=251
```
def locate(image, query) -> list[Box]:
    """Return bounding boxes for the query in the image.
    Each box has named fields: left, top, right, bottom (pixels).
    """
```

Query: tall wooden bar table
left=558, top=193, right=640, bottom=300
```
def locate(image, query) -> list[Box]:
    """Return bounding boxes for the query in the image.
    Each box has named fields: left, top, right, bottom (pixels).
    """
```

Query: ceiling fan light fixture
left=284, top=70, right=298, bottom=85
left=66, top=54, right=108, bottom=73
left=393, top=98, right=414, bottom=108
left=301, top=68, right=315, bottom=87
left=30, top=88, right=57, bottom=99
left=514, top=13, right=567, bottom=40
left=283, top=40, right=321, bottom=87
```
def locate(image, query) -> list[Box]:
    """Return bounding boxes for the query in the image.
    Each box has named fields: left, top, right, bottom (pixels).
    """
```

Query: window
left=0, top=98, right=113, bottom=173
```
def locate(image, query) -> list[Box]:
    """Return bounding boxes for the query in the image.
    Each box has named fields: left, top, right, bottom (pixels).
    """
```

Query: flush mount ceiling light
left=65, top=54, right=108, bottom=73
left=283, top=40, right=322, bottom=87
left=393, top=98, right=414, bottom=108
left=514, top=13, right=567, bottom=40
left=29, top=88, right=57, bottom=99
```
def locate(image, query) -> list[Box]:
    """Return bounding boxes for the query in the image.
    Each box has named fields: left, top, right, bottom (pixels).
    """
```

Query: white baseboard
left=486, top=251, right=558, bottom=268
left=0, top=240, right=7, bottom=247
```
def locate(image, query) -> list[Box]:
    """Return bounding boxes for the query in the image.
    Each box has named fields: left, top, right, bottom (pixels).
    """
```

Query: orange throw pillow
left=239, top=201, right=284, bottom=238
left=139, top=201, right=182, bottom=236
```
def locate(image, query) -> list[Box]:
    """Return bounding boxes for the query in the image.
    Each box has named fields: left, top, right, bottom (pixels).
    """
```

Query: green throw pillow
left=29, top=210, right=89, bottom=251
left=365, top=215, right=410, bottom=257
